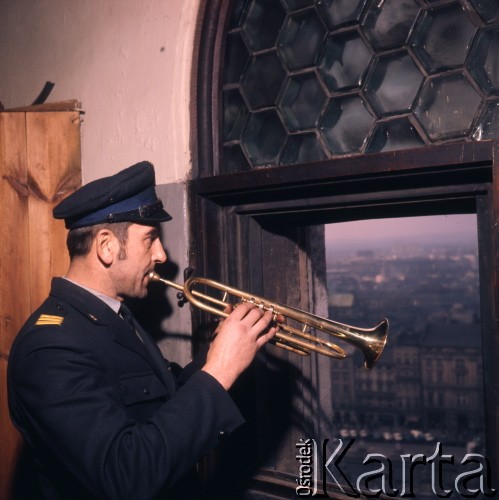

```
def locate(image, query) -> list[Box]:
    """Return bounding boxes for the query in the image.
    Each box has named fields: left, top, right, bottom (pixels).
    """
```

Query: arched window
left=192, top=1, right=499, bottom=496
left=215, top=0, right=499, bottom=173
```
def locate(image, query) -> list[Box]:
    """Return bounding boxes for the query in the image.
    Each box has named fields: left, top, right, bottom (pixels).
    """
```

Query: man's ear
left=94, top=229, right=118, bottom=266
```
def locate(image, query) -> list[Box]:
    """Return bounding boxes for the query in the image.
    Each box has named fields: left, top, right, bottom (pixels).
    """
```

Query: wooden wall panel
left=0, top=112, right=29, bottom=500
left=26, top=111, right=81, bottom=308
left=0, top=110, right=81, bottom=500
left=0, top=113, right=30, bottom=353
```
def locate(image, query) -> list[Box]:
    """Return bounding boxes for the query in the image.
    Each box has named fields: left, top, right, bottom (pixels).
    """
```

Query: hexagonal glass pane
left=281, top=133, right=328, bottom=165
left=318, top=30, right=372, bottom=92
left=320, top=95, right=375, bottom=155
left=366, top=117, right=425, bottom=153
left=414, top=72, right=482, bottom=141
left=278, top=9, right=327, bottom=70
left=364, top=51, right=424, bottom=117
left=281, top=0, right=313, bottom=10
left=473, top=100, right=499, bottom=140
left=278, top=73, right=328, bottom=132
left=411, top=3, right=478, bottom=74
left=362, top=0, right=420, bottom=50
left=468, top=26, right=499, bottom=95
left=468, top=0, right=499, bottom=24
left=242, top=0, right=286, bottom=52
left=317, top=0, right=368, bottom=29
left=223, top=89, right=249, bottom=142
left=242, top=110, right=288, bottom=166
left=228, top=0, right=250, bottom=29
left=241, top=51, right=286, bottom=110
left=223, top=32, right=250, bottom=85
left=222, top=144, right=251, bottom=173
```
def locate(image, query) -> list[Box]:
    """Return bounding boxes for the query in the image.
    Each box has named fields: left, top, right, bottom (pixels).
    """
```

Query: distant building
left=420, top=323, right=483, bottom=439
left=328, top=246, right=483, bottom=444
left=330, top=322, right=483, bottom=443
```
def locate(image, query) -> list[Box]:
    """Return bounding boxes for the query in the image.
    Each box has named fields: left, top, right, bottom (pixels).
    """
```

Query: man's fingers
left=227, top=302, right=269, bottom=326
left=221, top=302, right=276, bottom=343
left=225, top=301, right=254, bottom=321
left=256, top=326, right=277, bottom=349
left=251, top=308, right=275, bottom=330
left=213, top=304, right=234, bottom=336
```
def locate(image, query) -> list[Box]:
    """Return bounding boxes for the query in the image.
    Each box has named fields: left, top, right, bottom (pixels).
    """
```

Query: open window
left=188, top=142, right=499, bottom=497
left=325, top=214, right=484, bottom=497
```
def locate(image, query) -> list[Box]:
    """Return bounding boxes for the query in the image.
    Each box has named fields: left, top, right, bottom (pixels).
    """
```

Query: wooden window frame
left=190, top=141, right=499, bottom=494
left=192, top=2, right=499, bottom=493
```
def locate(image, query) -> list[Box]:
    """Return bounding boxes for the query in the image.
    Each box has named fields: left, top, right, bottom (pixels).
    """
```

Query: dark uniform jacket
left=8, top=277, right=244, bottom=500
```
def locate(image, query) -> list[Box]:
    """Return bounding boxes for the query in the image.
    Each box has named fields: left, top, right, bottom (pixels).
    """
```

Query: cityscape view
left=324, top=214, right=485, bottom=497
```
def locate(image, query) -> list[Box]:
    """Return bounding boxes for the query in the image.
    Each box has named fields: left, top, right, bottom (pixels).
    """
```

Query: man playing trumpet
left=8, top=161, right=277, bottom=499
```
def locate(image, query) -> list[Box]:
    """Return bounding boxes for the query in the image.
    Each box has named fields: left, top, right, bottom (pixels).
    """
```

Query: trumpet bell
left=342, top=318, right=388, bottom=370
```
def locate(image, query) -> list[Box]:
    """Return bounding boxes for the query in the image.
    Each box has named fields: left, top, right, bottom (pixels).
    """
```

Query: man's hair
left=67, top=222, right=132, bottom=260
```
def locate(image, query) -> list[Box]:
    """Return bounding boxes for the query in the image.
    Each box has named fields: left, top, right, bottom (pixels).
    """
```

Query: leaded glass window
left=221, top=0, right=499, bottom=171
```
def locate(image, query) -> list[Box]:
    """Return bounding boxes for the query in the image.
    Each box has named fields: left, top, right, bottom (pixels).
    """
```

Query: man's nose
left=153, top=240, right=167, bottom=263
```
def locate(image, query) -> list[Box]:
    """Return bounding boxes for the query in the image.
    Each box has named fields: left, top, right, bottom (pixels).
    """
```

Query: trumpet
left=148, top=272, right=388, bottom=369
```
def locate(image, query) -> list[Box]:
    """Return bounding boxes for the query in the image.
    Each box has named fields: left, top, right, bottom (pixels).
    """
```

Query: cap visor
left=136, top=208, right=172, bottom=223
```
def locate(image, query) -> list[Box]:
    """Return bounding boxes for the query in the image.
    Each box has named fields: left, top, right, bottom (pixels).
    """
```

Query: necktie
left=119, top=304, right=176, bottom=394
left=119, top=303, right=144, bottom=342
left=119, top=303, right=133, bottom=322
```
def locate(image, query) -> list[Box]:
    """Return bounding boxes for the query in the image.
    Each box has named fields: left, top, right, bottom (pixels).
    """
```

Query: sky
left=324, top=214, right=478, bottom=247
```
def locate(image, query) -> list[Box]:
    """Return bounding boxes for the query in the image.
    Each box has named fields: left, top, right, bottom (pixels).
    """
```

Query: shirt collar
left=62, top=276, right=122, bottom=314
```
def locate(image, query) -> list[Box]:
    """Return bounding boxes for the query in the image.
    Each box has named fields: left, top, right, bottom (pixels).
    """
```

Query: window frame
left=188, top=140, right=499, bottom=492
left=192, top=1, right=499, bottom=493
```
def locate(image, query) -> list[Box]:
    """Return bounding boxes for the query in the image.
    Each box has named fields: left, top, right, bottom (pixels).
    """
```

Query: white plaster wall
left=0, top=0, right=201, bottom=362
left=0, top=0, right=200, bottom=184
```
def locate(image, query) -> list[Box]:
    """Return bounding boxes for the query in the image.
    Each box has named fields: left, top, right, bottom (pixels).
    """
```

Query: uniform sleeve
left=8, top=333, right=244, bottom=500
left=173, top=342, right=209, bottom=387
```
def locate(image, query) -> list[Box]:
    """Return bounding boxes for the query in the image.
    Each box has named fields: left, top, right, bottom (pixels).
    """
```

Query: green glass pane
left=223, top=32, right=250, bottom=85
left=411, top=3, right=478, bottom=74
left=364, top=51, right=424, bottom=117
left=243, top=0, right=286, bottom=52
left=468, top=0, right=499, bottom=24
left=318, top=30, right=372, bottom=92
left=473, top=99, right=499, bottom=140
left=278, top=72, right=328, bottom=132
left=281, top=133, right=328, bottom=164
left=282, top=0, right=314, bottom=10
left=362, top=0, right=420, bottom=50
left=367, top=117, right=425, bottom=153
left=317, top=0, right=367, bottom=29
left=222, top=144, right=251, bottom=173
left=320, top=95, right=375, bottom=154
left=242, top=110, right=287, bottom=166
left=278, top=9, right=327, bottom=70
left=228, top=0, right=250, bottom=29
left=223, top=89, right=249, bottom=141
left=241, top=51, right=286, bottom=110
left=414, top=72, right=482, bottom=141
left=220, top=0, right=499, bottom=171
left=468, top=26, right=499, bottom=95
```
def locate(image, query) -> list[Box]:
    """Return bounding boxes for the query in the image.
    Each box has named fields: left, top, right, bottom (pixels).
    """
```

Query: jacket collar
left=50, top=277, right=120, bottom=326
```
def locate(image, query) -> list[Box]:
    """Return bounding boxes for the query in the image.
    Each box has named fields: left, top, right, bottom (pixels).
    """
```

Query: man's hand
left=201, top=303, right=277, bottom=390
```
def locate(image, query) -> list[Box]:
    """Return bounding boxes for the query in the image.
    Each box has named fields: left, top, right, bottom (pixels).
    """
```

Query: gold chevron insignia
left=35, top=314, right=64, bottom=326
